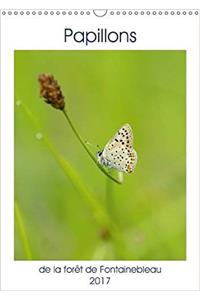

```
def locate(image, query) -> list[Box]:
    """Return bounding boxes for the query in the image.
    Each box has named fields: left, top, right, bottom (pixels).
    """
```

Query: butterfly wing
left=102, top=124, right=137, bottom=173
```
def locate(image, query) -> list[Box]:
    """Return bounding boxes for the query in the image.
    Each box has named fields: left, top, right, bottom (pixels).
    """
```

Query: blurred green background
left=14, top=50, right=186, bottom=260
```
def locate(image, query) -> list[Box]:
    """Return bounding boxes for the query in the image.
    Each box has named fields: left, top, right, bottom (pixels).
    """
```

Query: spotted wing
left=102, top=124, right=137, bottom=173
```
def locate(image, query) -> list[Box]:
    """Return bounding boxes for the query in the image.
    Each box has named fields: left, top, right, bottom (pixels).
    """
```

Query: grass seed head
left=38, top=73, right=65, bottom=110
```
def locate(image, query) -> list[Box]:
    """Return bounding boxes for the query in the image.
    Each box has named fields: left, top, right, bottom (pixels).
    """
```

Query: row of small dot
left=110, top=10, right=199, bottom=15
left=1, top=10, right=199, bottom=16
left=1, top=10, right=91, bottom=15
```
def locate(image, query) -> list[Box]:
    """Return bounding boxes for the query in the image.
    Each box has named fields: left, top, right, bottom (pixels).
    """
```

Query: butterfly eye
left=98, top=150, right=103, bottom=157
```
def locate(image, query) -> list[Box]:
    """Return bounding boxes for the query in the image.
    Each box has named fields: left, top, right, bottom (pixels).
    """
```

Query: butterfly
left=96, top=124, right=137, bottom=173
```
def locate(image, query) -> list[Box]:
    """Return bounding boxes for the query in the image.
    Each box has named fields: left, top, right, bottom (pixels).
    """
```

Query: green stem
left=63, top=109, right=121, bottom=185
left=20, top=102, right=108, bottom=226
left=18, top=101, right=128, bottom=259
left=15, top=201, right=32, bottom=260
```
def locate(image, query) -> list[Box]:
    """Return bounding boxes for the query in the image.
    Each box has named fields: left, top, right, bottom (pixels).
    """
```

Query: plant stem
left=62, top=109, right=122, bottom=185
left=18, top=101, right=129, bottom=259
left=15, top=200, right=32, bottom=260
left=19, top=102, right=120, bottom=226
left=20, top=102, right=107, bottom=225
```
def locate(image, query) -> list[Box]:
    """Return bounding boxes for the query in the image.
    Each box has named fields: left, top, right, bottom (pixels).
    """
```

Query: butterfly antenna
left=85, top=140, right=100, bottom=150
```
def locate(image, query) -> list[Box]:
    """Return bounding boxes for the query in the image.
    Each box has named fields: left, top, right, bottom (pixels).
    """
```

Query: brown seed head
left=38, top=73, right=65, bottom=110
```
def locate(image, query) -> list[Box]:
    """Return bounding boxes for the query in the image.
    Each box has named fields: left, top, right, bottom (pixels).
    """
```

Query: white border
left=0, top=10, right=199, bottom=291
